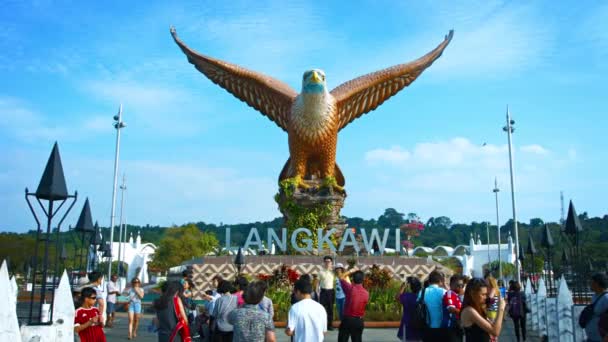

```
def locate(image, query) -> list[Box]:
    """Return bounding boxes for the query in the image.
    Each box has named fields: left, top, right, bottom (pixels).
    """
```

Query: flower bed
left=260, top=264, right=404, bottom=322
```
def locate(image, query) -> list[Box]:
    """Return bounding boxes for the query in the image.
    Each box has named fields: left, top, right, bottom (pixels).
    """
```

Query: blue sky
left=1, top=0, right=606, bottom=232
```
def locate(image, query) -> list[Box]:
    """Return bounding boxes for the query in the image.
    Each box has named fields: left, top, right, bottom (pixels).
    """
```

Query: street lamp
left=108, top=104, right=126, bottom=281
left=526, top=234, right=537, bottom=289
left=90, top=222, right=103, bottom=271
left=486, top=222, right=491, bottom=268
left=73, top=199, right=95, bottom=282
left=24, top=142, right=77, bottom=324
left=117, top=174, right=127, bottom=289
left=540, top=224, right=555, bottom=296
left=564, top=200, right=585, bottom=303
left=102, top=243, right=113, bottom=264
left=493, top=178, right=503, bottom=281
left=503, top=106, right=522, bottom=284
left=234, top=247, right=245, bottom=279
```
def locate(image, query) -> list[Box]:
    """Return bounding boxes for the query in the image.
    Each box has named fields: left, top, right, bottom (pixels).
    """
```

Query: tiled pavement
left=102, top=312, right=541, bottom=341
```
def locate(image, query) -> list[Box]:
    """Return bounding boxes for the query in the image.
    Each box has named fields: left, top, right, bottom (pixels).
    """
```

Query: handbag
left=409, top=288, right=429, bottom=330
left=170, top=295, right=192, bottom=342
left=579, top=292, right=607, bottom=328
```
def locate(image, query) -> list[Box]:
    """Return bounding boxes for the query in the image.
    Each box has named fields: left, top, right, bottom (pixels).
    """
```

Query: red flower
left=287, top=268, right=300, bottom=284
left=258, top=274, right=272, bottom=281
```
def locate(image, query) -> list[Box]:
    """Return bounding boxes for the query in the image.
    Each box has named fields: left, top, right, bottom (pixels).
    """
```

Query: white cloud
left=365, top=137, right=507, bottom=170
left=520, top=144, right=549, bottom=155
left=82, top=80, right=206, bottom=136
left=0, top=96, right=117, bottom=143
left=0, top=96, right=68, bottom=142
left=396, top=1, right=557, bottom=80
left=568, top=148, right=577, bottom=161
left=349, top=135, right=580, bottom=224
left=85, top=81, right=185, bottom=110
left=365, top=146, right=410, bottom=164
left=82, top=116, right=112, bottom=133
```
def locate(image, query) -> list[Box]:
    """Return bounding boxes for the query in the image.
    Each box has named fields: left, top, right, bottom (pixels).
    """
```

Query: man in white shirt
left=106, top=274, right=119, bottom=327
left=286, top=278, right=327, bottom=342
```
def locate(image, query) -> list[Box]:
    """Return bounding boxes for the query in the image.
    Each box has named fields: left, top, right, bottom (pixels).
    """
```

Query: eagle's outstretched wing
left=171, top=27, right=298, bottom=132
left=330, top=30, right=453, bottom=131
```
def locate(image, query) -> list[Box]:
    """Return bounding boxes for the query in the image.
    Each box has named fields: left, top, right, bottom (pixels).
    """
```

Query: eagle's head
left=301, top=69, right=327, bottom=94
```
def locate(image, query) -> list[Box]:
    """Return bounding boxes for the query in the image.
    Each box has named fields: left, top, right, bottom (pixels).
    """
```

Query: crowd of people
left=155, top=256, right=370, bottom=342
left=396, top=271, right=520, bottom=342
left=69, top=264, right=608, bottom=342
left=72, top=271, right=146, bottom=342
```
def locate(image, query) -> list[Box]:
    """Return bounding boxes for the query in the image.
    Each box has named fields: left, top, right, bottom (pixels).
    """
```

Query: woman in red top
left=74, top=287, right=107, bottom=342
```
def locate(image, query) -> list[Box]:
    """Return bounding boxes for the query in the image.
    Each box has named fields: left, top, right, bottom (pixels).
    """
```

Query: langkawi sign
left=224, top=227, right=402, bottom=254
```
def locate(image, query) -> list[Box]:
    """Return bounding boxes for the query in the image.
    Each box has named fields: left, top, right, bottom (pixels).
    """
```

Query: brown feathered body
left=284, top=91, right=342, bottom=184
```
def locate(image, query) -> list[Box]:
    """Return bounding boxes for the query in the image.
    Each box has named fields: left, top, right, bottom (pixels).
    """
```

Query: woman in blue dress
left=397, top=276, right=423, bottom=341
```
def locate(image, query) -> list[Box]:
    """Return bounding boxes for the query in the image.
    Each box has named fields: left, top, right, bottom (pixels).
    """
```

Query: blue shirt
left=419, top=284, right=446, bottom=328
left=585, top=292, right=608, bottom=341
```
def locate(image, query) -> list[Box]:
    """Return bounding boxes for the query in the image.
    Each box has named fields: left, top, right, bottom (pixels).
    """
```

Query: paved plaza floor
left=103, top=312, right=540, bottom=341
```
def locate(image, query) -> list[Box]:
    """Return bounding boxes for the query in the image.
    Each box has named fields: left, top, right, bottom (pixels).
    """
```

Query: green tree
left=97, top=261, right=129, bottom=277
left=529, top=218, right=544, bottom=227
left=149, top=224, right=218, bottom=271
left=483, top=261, right=516, bottom=278
left=434, top=216, right=453, bottom=229
left=377, top=208, right=405, bottom=229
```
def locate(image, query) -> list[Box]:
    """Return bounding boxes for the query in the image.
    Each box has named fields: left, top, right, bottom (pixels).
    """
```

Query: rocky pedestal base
left=275, top=179, right=347, bottom=255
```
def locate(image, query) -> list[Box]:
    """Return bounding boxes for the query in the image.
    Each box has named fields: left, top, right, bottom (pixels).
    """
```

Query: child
left=193, top=305, right=210, bottom=341
left=74, top=287, right=106, bottom=342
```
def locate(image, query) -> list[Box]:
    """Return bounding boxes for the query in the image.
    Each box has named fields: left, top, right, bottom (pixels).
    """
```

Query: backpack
left=599, top=307, right=608, bottom=338
left=579, top=292, right=608, bottom=328
left=508, top=293, right=524, bottom=318
left=409, top=288, right=429, bottom=330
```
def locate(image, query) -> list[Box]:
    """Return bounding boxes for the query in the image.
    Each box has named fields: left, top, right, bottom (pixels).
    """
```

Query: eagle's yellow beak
left=311, top=71, right=321, bottom=83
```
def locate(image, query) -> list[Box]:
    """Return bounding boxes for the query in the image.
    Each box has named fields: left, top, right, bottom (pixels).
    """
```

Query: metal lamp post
left=526, top=234, right=537, bottom=289
left=72, top=199, right=95, bottom=283
left=493, top=178, right=502, bottom=281
left=485, top=222, right=491, bottom=272
left=102, top=243, right=113, bottom=265
left=564, top=200, right=585, bottom=303
left=541, top=224, right=555, bottom=296
left=24, top=142, right=77, bottom=324
left=234, top=247, right=245, bottom=279
left=91, top=223, right=103, bottom=271
left=503, top=106, right=521, bottom=284
left=117, top=174, right=127, bottom=289
left=518, top=243, right=525, bottom=285
left=108, top=104, right=126, bottom=281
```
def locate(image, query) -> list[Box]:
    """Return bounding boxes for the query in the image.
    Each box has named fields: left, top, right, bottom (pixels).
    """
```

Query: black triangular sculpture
left=541, top=224, right=554, bottom=248
left=91, top=222, right=103, bottom=246
left=102, top=244, right=112, bottom=258
left=564, top=200, right=583, bottom=236
left=234, top=247, right=245, bottom=266
left=97, top=234, right=106, bottom=252
left=60, top=244, right=68, bottom=260
left=74, top=198, right=95, bottom=233
left=527, top=234, right=537, bottom=255
left=35, top=142, right=69, bottom=200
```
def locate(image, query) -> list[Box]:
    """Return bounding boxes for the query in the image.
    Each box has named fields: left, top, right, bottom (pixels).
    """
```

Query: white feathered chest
left=290, top=92, right=336, bottom=142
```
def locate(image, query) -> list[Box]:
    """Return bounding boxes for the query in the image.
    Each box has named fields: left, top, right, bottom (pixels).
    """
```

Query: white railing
left=524, top=275, right=587, bottom=341
left=0, top=260, right=75, bottom=342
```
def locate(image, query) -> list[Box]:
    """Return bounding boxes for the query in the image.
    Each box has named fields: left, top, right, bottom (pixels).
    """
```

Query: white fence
left=0, top=260, right=75, bottom=342
left=525, top=276, right=587, bottom=341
